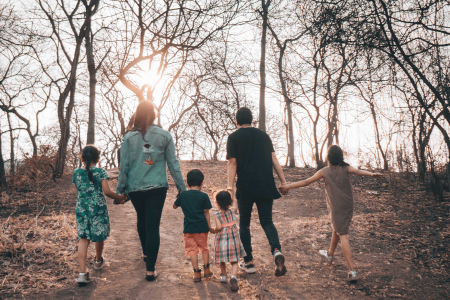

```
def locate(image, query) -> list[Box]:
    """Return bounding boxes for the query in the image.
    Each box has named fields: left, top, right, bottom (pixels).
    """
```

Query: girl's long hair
left=82, top=145, right=100, bottom=182
left=326, top=145, right=349, bottom=167
left=132, top=100, right=156, bottom=140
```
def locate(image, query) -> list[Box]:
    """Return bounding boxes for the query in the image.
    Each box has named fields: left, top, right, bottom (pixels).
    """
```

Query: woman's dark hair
left=82, top=145, right=101, bottom=182
left=132, top=100, right=156, bottom=139
left=215, top=190, right=232, bottom=211
left=236, top=107, right=253, bottom=125
left=326, top=145, right=349, bottom=166
left=187, top=169, right=204, bottom=187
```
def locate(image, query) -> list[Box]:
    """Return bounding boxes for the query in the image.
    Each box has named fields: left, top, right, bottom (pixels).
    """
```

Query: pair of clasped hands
left=278, top=183, right=290, bottom=196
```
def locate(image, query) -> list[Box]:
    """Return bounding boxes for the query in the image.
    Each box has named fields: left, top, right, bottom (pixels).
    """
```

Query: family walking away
left=72, top=102, right=383, bottom=291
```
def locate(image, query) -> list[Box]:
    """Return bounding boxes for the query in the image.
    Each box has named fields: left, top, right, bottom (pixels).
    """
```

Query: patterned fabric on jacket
left=214, top=208, right=246, bottom=263
left=73, top=167, right=110, bottom=242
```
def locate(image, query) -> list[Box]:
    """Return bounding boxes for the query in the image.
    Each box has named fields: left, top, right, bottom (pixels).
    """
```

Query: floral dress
left=73, top=167, right=110, bottom=242
left=214, top=208, right=246, bottom=263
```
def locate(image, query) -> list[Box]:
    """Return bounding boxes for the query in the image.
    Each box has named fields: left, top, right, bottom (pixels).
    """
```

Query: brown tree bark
left=258, top=0, right=270, bottom=132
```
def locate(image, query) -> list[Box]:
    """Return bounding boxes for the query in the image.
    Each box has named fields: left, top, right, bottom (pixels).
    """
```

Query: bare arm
left=227, top=158, right=237, bottom=207
left=102, top=179, right=126, bottom=203
left=280, top=170, right=324, bottom=194
left=204, top=209, right=212, bottom=232
left=211, top=214, right=222, bottom=234
left=347, top=166, right=383, bottom=178
left=227, top=158, right=237, bottom=190
left=272, top=152, right=287, bottom=185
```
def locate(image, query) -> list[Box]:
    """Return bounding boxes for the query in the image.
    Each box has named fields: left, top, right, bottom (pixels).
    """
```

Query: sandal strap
left=194, top=269, right=202, bottom=273
left=203, top=263, right=210, bottom=268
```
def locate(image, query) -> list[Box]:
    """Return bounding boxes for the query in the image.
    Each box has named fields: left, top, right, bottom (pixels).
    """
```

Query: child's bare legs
left=328, top=231, right=340, bottom=256
left=190, top=255, right=199, bottom=270
left=230, top=262, right=238, bottom=277
left=78, top=238, right=90, bottom=273
left=339, top=234, right=354, bottom=271
left=94, top=241, right=104, bottom=261
left=220, top=262, right=227, bottom=275
left=201, top=251, right=209, bottom=266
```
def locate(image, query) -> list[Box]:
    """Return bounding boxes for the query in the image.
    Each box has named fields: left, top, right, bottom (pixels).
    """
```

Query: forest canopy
left=0, top=0, right=449, bottom=185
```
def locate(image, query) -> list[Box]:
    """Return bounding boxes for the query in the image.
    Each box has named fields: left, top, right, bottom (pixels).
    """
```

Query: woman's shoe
left=273, top=249, right=287, bottom=277
left=193, top=269, right=202, bottom=282
left=146, top=271, right=158, bottom=281
left=230, top=275, right=239, bottom=292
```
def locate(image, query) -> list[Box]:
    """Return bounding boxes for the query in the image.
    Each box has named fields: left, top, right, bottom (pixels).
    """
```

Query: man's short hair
left=236, top=107, right=253, bottom=125
left=187, top=169, right=204, bottom=187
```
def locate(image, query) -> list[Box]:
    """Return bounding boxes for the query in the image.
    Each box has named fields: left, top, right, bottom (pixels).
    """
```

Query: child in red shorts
left=173, top=169, right=213, bottom=282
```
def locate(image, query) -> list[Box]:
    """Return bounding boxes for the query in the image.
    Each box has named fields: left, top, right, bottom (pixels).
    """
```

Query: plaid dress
left=214, top=209, right=246, bottom=263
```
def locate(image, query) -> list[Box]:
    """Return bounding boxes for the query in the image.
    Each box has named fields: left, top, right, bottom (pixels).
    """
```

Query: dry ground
left=1, top=160, right=449, bottom=299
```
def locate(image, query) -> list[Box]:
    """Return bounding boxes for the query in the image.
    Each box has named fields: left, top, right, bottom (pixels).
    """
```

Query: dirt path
left=26, top=161, right=450, bottom=299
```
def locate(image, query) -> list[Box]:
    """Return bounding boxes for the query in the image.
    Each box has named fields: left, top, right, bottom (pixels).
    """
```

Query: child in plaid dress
left=211, top=191, right=246, bottom=292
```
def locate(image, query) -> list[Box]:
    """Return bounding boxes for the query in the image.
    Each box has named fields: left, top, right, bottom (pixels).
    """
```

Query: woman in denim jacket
left=117, top=100, right=186, bottom=281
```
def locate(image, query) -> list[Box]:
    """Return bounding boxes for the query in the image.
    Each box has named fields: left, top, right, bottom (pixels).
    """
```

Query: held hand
left=278, top=183, right=290, bottom=195
left=371, top=172, right=384, bottom=179
left=209, top=227, right=216, bottom=234
left=119, top=194, right=127, bottom=204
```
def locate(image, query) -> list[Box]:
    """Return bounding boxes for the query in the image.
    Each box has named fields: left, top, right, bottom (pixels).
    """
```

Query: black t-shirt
left=174, top=190, right=212, bottom=233
left=226, top=127, right=281, bottom=201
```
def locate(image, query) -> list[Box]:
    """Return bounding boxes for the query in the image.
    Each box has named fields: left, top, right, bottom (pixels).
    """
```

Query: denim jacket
left=116, top=125, right=187, bottom=194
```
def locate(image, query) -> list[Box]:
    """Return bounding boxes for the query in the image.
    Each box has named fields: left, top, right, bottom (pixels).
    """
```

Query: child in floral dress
left=73, top=145, right=126, bottom=285
left=211, top=190, right=246, bottom=292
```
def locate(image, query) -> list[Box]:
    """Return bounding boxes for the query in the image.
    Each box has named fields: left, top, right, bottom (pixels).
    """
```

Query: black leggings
left=238, top=197, right=281, bottom=262
left=129, top=188, right=167, bottom=272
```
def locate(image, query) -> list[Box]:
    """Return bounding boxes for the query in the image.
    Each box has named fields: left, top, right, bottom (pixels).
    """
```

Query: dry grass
left=0, top=211, right=81, bottom=296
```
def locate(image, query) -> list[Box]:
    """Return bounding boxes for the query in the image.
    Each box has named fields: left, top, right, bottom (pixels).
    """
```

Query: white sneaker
left=230, top=275, right=239, bottom=292
left=319, top=250, right=334, bottom=264
left=220, top=274, right=228, bottom=283
left=238, top=260, right=256, bottom=274
left=77, top=272, right=91, bottom=286
left=273, top=249, right=287, bottom=277
left=94, top=256, right=105, bottom=270
left=348, top=270, right=358, bottom=282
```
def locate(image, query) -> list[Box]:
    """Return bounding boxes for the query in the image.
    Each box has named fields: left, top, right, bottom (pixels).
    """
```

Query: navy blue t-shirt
left=174, top=190, right=212, bottom=233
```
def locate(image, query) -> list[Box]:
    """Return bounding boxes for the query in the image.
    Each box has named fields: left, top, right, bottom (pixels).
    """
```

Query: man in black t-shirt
left=226, top=107, right=288, bottom=277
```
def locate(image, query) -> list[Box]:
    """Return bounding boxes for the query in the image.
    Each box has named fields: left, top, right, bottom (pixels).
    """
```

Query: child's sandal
left=203, top=263, right=213, bottom=278
left=193, top=269, right=202, bottom=282
left=220, top=273, right=228, bottom=283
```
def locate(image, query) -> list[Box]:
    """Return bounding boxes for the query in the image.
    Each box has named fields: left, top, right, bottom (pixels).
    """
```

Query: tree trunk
left=86, top=27, right=97, bottom=145
left=0, top=130, right=6, bottom=186
left=369, top=102, right=388, bottom=170
left=54, top=41, right=82, bottom=177
left=7, top=114, right=14, bottom=182
left=286, top=101, right=295, bottom=167
left=258, top=0, right=270, bottom=132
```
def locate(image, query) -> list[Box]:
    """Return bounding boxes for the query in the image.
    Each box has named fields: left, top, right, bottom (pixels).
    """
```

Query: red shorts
left=183, top=232, right=209, bottom=256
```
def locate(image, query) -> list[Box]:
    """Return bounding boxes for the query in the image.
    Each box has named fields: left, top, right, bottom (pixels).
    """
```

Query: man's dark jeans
left=129, top=188, right=167, bottom=272
left=238, top=197, right=281, bottom=263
